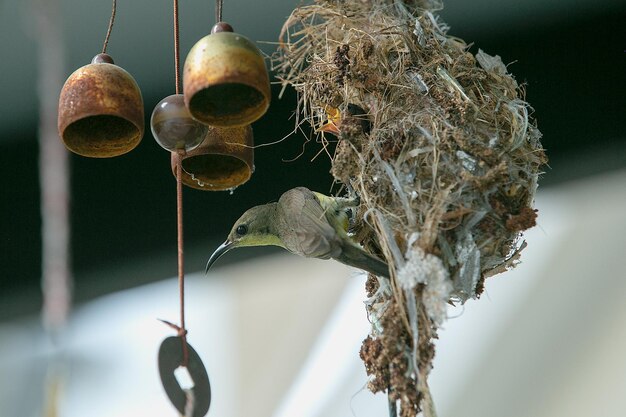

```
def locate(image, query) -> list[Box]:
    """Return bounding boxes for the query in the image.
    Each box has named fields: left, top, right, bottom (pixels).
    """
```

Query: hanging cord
left=216, top=0, right=223, bottom=23
left=160, top=152, right=189, bottom=368
left=173, top=0, right=181, bottom=94
left=172, top=0, right=188, bottom=367
left=176, top=150, right=189, bottom=367
left=159, top=0, right=189, bottom=371
left=101, top=0, right=117, bottom=54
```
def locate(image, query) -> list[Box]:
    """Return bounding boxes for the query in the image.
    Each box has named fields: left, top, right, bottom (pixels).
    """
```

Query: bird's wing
left=278, top=187, right=341, bottom=259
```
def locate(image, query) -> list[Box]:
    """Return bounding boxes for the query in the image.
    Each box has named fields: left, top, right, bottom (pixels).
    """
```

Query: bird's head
left=205, top=203, right=282, bottom=273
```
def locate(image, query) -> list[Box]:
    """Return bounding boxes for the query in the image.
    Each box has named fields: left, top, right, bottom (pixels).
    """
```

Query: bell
left=171, top=125, right=254, bottom=191
left=183, top=23, right=270, bottom=127
left=58, top=54, right=144, bottom=158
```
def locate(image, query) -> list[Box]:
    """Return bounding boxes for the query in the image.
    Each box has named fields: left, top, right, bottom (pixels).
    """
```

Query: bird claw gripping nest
left=274, top=1, right=546, bottom=415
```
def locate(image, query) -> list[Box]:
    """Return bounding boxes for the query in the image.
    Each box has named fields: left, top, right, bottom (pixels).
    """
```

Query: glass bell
left=151, top=94, right=207, bottom=152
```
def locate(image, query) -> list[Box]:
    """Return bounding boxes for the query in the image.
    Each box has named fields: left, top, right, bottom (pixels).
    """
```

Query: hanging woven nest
left=274, top=1, right=547, bottom=415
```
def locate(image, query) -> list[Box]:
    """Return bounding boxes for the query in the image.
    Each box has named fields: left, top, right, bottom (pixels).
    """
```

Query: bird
left=205, top=187, right=389, bottom=277
left=318, top=103, right=372, bottom=136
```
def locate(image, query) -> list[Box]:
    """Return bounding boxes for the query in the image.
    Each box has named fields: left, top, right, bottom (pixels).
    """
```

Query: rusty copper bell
left=183, top=24, right=270, bottom=127
left=58, top=54, right=144, bottom=158
left=170, top=125, right=254, bottom=191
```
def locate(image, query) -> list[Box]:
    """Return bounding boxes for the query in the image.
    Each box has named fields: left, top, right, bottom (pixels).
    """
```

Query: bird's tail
left=336, top=243, right=390, bottom=278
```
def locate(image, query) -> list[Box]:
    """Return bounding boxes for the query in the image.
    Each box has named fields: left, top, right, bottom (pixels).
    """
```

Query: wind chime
left=57, top=0, right=270, bottom=415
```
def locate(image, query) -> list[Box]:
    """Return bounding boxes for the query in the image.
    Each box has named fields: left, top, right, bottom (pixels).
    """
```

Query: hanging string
left=176, top=150, right=189, bottom=367
left=101, top=0, right=117, bottom=54
left=173, top=0, right=188, bottom=366
left=216, top=0, right=223, bottom=23
left=173, top=0, right=181, bottom=94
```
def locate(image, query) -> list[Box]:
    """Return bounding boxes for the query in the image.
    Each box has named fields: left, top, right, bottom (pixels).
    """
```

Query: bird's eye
left=236, top=224, right=248, bottom=236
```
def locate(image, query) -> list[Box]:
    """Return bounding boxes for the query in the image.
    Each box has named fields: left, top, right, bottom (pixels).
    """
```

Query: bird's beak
left=318, top=105, right=341, bottom=135
left=318, top=122, right=340, bottom=135
left=205, top=240, right=234, bottom=273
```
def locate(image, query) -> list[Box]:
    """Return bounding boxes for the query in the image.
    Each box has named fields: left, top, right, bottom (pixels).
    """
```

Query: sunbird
left=206, top=187, right=389, bottom=277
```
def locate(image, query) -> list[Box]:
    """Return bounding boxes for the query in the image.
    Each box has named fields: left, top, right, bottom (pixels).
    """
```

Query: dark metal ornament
left=183, top=23, right=270, bottom=127
left=158, top=336, right=211, bottom=417
left=57, top=54, right=144, bottom=158
left=171, top=125, right=254, bottom=191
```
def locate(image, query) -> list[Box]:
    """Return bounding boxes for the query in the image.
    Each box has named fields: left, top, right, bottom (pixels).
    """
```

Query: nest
left=273, top=1, right=546, bottom=415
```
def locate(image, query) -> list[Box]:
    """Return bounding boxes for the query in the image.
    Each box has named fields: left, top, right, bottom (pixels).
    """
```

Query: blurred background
left=0, top=0, right=625, bottom=416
